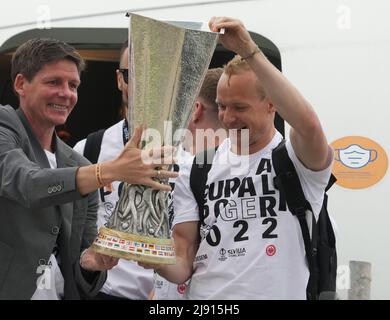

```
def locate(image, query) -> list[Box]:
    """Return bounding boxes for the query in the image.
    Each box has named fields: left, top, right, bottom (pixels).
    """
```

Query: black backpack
left=189, top=141, right=337, bottom=300
left=83, top=129, right=106, bottom=164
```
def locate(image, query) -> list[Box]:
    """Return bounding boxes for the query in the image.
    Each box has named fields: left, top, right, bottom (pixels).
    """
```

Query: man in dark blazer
left=0, top=38, right=177, bottom=299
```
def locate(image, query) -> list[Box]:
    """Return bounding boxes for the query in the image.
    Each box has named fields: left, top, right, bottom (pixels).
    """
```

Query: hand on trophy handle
left=106, top=125, right=178, bottom=191
left=80, top=248, right=119, bottom=271
left=208, top=16, right=258, bottom=59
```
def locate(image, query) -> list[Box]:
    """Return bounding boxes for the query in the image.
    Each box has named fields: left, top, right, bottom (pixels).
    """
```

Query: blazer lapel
left=16, top=108, right=50, bottom=168
left=55, top=136, right=77, bottom=168
left=55, top=136, right=77, bottom=237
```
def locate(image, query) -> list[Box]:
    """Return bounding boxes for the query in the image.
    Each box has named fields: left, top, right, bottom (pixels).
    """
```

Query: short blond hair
left=223, top=55, right=266, bottom=100
left=199, top=68, right=223, bottom=109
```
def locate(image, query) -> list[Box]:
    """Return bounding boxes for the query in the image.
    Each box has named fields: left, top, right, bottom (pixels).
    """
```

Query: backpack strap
left=325, top=173, right=337, bottom=192
left=83, top=129, right=105, bottom=164
left=189, top=146, right=218, bottom=226
left=272, top=139, right=318, bottom=299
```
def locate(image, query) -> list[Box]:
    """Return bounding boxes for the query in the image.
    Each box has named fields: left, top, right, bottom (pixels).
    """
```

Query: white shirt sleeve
left=172, top=160, right=200, bottom=227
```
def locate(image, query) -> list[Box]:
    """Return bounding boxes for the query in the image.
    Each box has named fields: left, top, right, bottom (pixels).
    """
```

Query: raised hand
left=208, top=16, right=258, bottom=59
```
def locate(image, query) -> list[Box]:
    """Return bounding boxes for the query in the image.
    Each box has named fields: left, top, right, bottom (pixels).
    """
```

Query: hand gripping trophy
left=91, top=14, right=219, bottom=264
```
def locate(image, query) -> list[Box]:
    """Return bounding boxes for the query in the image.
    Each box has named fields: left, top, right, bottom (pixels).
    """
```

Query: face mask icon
left=335, top=144, right=377, bottom=169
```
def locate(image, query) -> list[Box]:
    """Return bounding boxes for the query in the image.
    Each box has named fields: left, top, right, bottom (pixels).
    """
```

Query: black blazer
left=0, top=105, right=106, bottom=299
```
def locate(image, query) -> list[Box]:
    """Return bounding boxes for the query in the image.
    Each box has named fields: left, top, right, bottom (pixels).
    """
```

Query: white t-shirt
left=153, top=145, right=193, bottom=300
left=73, top=120, right=154, bottom=299
left=31, top=150, right=65, bottom=300
left=173, top=132, right=332, bottom=300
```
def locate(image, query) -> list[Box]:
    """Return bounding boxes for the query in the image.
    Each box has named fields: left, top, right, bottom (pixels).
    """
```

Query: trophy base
left=91, top=227, right=176, bottom=264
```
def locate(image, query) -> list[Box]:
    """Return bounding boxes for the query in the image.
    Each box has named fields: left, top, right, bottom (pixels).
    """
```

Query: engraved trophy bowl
left=91, top=14, right=219, bottom=264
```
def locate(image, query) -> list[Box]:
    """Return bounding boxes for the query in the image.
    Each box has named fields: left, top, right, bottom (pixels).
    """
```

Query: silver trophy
left=92, top=14, right=219, bottom=264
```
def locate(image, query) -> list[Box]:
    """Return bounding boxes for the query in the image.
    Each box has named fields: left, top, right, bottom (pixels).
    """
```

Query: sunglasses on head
left=119, top=68, right=128, bottom=84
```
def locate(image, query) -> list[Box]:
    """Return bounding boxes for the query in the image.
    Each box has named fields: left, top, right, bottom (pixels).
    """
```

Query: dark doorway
left=66, top=60, right=122, bottom=146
